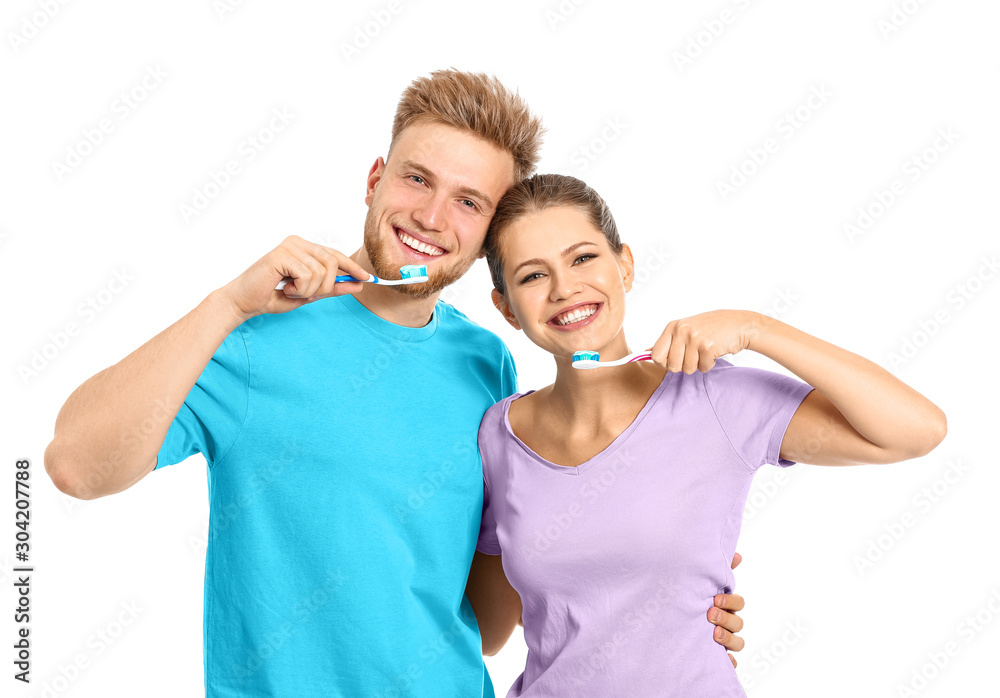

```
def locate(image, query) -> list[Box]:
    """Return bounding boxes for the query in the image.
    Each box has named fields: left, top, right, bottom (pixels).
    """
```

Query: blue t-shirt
left=155, top=293, right=516, bottom=697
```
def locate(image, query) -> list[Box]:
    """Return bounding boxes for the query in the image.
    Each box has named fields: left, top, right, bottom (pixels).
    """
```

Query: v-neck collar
left=501, top=371, right=675, bottom=475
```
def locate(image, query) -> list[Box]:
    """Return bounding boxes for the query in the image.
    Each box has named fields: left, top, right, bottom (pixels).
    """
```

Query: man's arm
left=465, top=551, right=522, bottom=656
left=44, top=236, right=369, bottom=500
left=467, top=550, right=745, bottom=663
left=44, top=290, right=246, bottom=499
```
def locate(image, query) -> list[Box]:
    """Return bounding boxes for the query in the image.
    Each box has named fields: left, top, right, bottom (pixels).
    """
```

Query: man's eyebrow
left=511, top=241, right=599, bottom=277
left=398, top=159, right=496, bottom=210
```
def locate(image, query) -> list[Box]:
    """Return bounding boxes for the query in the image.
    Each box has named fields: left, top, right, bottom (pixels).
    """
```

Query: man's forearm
left=44, top=289, right=246, bottom=499
left=465, top=552, right=522, bottom=656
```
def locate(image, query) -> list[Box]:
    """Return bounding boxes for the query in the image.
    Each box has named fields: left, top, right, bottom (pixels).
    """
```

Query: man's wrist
left=207, top=286, right=254, bottom=331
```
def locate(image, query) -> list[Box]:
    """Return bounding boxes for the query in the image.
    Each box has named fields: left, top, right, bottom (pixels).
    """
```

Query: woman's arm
left=465, top=552, right=523, bottom=656
left=746, top=312, right=947, bottom=465
left=649, top=310, right=947, bottom=466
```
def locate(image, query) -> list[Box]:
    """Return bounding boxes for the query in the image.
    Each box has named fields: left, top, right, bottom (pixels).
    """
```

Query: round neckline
left=501, top=371, right=675, bottom=475
left=336, top=292, right=439, bottom=342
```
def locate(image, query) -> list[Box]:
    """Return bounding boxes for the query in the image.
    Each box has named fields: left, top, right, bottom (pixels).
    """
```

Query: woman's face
left=493, top=205, right=633, bottom=360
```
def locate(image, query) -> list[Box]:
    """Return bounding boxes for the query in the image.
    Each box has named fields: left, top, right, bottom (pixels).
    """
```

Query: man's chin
left=388, top=272, right=456, bottom=299
left=389, top=283, right=437, bottom=300
left=366, top=238, right=476, bottom=299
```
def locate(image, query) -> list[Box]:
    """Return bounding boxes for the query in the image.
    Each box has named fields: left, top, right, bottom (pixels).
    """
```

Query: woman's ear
left=619, top=243, right=636, bottom=293
left=364, top=157, right=386, bottom=206
left=491, top=288, right=522, bottom=331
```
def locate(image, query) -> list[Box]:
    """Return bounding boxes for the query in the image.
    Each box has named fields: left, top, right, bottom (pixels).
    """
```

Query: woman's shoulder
left=506, top=386, right=549, bottom=424
left=480, top=387, right=545, bottom=441
left=482, top=389, right=526, bottom=428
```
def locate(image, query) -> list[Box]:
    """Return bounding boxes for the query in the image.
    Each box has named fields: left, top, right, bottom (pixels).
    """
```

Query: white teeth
left=555, top=305, right=597, bottom=325
left=398, top=231, right=444, bottom=256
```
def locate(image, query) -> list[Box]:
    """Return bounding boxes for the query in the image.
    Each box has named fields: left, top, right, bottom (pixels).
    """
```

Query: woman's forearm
left=744, top=312, right=947, bottom=456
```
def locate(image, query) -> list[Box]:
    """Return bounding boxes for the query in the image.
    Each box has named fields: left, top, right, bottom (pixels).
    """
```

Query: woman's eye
left=461, top=199, right=478, bottom=210
left=574, top=254, right=596, bottom=264
left=520, top=272, right=543, bottom=284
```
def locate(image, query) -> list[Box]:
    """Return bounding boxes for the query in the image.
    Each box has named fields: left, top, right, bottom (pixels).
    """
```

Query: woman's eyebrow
left=511, top=241, right=598, bottom=276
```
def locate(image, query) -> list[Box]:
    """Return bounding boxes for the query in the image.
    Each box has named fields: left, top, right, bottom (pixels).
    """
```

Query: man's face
left=363, top=120, right=516, bottom=298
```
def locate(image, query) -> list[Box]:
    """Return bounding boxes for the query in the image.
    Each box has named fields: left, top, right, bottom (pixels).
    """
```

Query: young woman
left=468, top=174, right=947, bottom=697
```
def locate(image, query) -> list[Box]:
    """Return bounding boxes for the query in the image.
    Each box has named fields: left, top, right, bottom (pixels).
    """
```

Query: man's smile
left=393, top=225, right=447, bottom=258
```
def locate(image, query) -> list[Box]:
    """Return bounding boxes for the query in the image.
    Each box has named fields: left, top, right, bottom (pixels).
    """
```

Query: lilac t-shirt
left=476, top=358, right=814, bottom=697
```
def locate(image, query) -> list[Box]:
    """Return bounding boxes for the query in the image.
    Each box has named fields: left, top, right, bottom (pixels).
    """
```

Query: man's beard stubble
left=362, top=208, right=474, bottom=299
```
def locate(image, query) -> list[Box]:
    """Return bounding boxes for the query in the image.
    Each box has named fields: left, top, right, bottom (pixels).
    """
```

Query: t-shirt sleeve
left=476, top=403, right=504, bottom=555
left=497, top=341, right=518, bottom=401
left=476, top=477, right=501, bottom=555
left=154, top=325, right=250, bottom=470
left=703, top=358, right=814, bottom=471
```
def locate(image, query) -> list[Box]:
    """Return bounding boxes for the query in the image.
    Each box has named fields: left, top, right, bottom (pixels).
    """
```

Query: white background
left=2, top=1, right=998, bottom=696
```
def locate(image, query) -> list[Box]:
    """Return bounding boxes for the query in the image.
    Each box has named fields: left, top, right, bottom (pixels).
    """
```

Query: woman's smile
left=547, top=302, right=604, bottom=330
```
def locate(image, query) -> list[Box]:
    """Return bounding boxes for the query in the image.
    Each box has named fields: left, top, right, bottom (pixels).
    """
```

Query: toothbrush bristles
left=399, top=264, right=428, bottom=280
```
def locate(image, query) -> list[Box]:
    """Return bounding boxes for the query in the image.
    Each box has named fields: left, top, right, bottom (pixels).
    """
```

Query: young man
left=44, top=70, right=745, bottom=697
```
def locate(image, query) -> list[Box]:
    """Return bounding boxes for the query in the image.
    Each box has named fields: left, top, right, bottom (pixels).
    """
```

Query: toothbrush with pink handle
left=571, top=350, right=653, bottom=369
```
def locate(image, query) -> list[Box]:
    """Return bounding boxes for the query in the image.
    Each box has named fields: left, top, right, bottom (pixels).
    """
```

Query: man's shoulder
left=435, top=300, right=510, bottom=352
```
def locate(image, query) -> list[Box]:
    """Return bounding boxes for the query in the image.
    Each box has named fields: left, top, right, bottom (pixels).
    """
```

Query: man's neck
left=348, top=247, right=439, bottom=328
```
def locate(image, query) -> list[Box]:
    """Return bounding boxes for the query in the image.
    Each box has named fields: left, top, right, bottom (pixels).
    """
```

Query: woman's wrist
left=742, top=310, right=780, bottom=355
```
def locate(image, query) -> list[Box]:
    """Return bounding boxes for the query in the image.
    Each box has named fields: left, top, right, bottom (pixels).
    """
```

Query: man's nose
left=412, top=192, right=448, bottom=231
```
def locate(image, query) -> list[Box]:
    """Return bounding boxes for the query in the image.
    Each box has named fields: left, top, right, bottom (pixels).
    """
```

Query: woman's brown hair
left=484, top=174, right=623, bottom=295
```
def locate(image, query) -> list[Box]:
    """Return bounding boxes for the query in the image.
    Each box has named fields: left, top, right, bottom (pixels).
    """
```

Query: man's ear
left=365, top=157, right=386, bottom=206
left=491, top=288, right=522, bottom=331
left=619, top=243, right=636, bottom=293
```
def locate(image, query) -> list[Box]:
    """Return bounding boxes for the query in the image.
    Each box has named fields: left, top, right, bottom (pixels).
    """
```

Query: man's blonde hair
left=389, top=69, right=545, bottom=182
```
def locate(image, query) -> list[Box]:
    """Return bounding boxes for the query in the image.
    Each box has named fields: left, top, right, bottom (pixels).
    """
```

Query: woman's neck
left=540, top=337, right=665, bottom=432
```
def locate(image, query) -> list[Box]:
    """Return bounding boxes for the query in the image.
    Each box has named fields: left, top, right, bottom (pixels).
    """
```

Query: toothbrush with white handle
left=571, top=350, right=653, bottom=369
left=274, top=264, right=428, bottom=290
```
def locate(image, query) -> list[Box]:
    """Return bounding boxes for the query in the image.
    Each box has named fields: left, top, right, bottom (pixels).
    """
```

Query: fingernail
left=712, top=609, right=721, bottom=622
left=715, top=596, right=723, bottom=607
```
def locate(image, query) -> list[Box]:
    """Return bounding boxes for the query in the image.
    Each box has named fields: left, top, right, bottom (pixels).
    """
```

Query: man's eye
left=461, top=199, right=477, bottom=209
left=520, top=272, right=543, bottom=284
left=409, top=175, right=425, bottom=185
